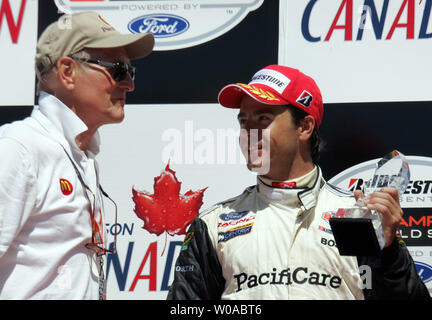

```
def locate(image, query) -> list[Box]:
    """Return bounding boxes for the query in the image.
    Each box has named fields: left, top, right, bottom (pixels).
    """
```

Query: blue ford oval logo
left=128, top=14, right=189, bottom=38
left=415, top=261, right=432, bottom=283
left=220, top=211, right=249, bottom=222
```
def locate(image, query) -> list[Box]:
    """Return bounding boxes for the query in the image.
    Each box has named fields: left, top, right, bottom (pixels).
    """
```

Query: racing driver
left=167, top=65, right=430, bottom=300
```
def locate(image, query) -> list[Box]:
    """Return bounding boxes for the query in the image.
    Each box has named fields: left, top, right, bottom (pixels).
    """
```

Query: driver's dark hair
left=286, top=105, right=322, bottom=164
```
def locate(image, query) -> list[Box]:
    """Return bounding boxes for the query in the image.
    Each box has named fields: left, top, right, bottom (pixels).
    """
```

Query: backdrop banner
left=279, top=0, right=432, bottom=103
left=0, top=0, right=430, bottom=299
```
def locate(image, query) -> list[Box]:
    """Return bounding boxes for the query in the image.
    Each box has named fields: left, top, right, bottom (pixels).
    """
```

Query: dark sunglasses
left=74, top=58, right=136, bottom=82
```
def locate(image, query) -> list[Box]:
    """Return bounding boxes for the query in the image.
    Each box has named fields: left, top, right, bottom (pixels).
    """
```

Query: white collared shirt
left=0, top=92, right=105, bottom=299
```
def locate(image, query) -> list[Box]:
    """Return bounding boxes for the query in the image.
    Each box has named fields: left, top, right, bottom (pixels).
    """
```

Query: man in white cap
left=0, top=12, right=154, bottom=299
left=168, top=65, right=429, bottom=300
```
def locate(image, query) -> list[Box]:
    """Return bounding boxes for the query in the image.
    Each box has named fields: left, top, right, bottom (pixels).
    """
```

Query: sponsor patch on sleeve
left=181, top=232, right=194, bottom=251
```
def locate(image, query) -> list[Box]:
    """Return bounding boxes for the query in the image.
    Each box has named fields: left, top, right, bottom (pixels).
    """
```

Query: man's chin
left=104, top=109, right=125, bottom=125
left=247, top=161, right=270, bottom=175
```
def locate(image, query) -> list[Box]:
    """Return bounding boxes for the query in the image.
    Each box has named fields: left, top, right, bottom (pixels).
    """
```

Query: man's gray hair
left=35, top=49, right=92, bottom=95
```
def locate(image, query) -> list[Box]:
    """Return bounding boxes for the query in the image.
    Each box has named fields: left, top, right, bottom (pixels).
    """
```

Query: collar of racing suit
left=257, top=166, right=325, bottom=214
left=259, top=166, right=318, bottom=189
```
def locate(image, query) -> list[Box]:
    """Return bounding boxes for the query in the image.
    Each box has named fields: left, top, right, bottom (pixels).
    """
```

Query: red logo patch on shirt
left=60, top=179, right=73, bottom=195
left=272, top=181, right=297, bottom=189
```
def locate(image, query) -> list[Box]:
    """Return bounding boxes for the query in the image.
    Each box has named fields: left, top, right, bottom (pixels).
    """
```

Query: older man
left=167, top=65, right=429, bottom=300
left=0, top=12, right=154, bottom=299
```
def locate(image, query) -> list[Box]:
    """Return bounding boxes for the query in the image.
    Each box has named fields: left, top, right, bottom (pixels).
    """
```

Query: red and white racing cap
left=218, top=65, right=324, bottom=128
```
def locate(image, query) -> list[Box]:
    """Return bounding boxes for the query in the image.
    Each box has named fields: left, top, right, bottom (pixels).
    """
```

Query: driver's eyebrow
left=237, top=109, right=275, bottom=120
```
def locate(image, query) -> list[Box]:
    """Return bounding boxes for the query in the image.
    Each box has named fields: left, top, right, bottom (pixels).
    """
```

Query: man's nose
left=119, top=74, right=134, bottom=92
left=240, top=127, right=263, bottom=142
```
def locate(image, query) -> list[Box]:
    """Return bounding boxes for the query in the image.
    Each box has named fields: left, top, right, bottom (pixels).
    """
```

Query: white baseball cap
left=36, top=11, right=154, bottom=74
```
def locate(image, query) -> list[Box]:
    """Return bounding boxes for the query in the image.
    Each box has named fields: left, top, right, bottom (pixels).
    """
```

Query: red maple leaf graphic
left=132, top=163, right=207, bottom=237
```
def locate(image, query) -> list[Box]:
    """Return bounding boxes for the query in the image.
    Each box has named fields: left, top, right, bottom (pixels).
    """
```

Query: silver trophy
left=330, top=150, right=410, bottom=256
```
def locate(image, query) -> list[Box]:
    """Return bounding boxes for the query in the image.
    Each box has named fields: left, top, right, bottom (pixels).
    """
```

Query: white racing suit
left=167, top=167, right=429, bottom=300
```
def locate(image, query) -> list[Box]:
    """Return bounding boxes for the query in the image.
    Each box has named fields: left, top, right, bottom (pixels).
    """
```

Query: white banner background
left=98, top=104, right=256, bottom=299
left=0, top=0, right=38, bottom=106
left=279, top=0, right=432, bottom=103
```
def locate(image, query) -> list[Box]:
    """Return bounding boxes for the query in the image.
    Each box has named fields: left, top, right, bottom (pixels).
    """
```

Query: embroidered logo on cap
left=296, top=90, right=313, bottom=108
left=249, top=69, right=291, bottom=94
left=98, top=14, right=115, bottom=32
left=237, top=84, right=280, bottom=102
left=60, top=178, right=73, bottom=196
left=98, top=15, right=111, bottom=26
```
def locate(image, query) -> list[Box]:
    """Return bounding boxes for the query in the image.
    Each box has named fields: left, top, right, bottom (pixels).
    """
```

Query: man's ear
left=56, top=57, right=78, bottom=91
left=297, top=115, right=315, bottom=142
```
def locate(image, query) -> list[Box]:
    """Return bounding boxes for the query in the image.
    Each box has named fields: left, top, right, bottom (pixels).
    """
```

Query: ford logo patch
left=219, top=211, right=249, bottom=222
left=415, top=261, right=432, bottom=283
left=128, top=14, right=189, bottom=38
